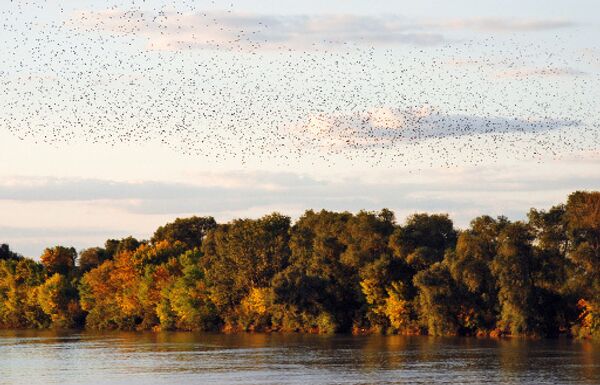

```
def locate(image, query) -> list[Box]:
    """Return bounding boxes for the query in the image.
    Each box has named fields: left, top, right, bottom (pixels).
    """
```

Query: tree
left=0, top=192, right=598, bottom=337
left=528, top=206, right=570, bottom=288
left=0, top=258, right=48, bottom=328
left=79, top=251, right=144, bottom=330
left=527, top=206, right=575, bottom=336
left=163, top=250, right=219, bottom=331
left=377, top=214, right=458, bottom=334
left=389, top=213, right=457, bottom=269
left=445, top=216, right=506, bottom=334
left=104, top=236, right=142, bottom=259
left=203, top=213, right=291, bottom=328
left=152, top=216, right=216, bottom=249
left=565, top=191, right=600, bottom=289
left=0, top=244, right=22, bottom=261
left=286, top=210, right=355, bottom=332
left=340, top=210, right=395, bottom=269
left=565, top=191, right=600, bottom=338
left=359, top=254, right=412, bottom=332
left=78, top=247, right=110, bottom=273
left=271, top=265, right=329, bottom=332
left=491, top=222, right=537, bottom=335
left=40, top=246, right=77, bottom=276
left=37, top=273, right=83, bottom=328
left=132, top=240, right=186, bottom=266
left=414, top=262, right=459, bottom=336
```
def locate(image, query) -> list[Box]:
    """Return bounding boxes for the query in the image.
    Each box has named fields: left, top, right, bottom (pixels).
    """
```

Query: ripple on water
left=0, top=332, right=597, bottom=385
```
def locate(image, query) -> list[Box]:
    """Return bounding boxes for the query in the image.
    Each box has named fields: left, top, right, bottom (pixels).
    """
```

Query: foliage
left=203, top=213, right=291, bottom=328
left=152, top=216, right=217, bottom=249
left=0, top=191, right=598, bottom=338
left=37, top=273, right=83, bottom=328
left=0, top=258, right=48, bottom=328
left=78, top=247, right=110, bottom=273
left=0, top=244, right=22, bottom=261
left=40, top=246, right=77, bottom=276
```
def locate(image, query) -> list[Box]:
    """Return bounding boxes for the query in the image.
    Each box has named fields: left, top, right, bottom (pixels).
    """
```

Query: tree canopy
left=0, top=191, right=598, bottom=339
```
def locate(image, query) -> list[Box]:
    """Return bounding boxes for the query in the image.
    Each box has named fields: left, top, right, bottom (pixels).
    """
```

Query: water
left=0, top=331, right=598, bottom=385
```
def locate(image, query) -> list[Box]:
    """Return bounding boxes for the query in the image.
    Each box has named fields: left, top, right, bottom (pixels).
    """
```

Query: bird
left=0, top=0, right=598, bottom=170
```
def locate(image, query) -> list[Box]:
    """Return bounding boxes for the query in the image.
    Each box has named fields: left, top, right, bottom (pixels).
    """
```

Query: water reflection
left=0, top=330, right=598, bottom=385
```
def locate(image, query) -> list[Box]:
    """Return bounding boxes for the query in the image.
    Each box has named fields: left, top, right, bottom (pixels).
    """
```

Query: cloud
left=2, top=162, right=598, bottom=257
left=495, top=67, right=586, bottom=78
left=67, top=9, right=445, bottom=50
left=66, top=9, right=575, bottom=51
left=1, top=164, right=597, bottom=214
left=0, top=225, right=127, bottom=239
left=290, top=106, right=579, bottom=149
left=0, top=173, right=320, bottom=205
left=0, top=225, right=141, bottom=258
left=432, top=18, right=574, bottom=32
left=581, top=48, right=600, bottom=68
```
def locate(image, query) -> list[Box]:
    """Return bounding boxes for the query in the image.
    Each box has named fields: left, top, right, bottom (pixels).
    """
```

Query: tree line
left=0, top=191, right=598, bottom=339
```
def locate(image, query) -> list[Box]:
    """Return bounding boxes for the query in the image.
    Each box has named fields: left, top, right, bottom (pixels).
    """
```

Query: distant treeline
left=0, top=191, right=598, bottom=338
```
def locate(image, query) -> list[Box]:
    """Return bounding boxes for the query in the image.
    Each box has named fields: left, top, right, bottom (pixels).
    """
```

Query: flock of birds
left=1, top=0, right=599, bottom=167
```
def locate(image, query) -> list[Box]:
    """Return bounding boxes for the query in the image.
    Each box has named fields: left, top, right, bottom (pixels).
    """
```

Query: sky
left=1, top=0, right=599, bottom=257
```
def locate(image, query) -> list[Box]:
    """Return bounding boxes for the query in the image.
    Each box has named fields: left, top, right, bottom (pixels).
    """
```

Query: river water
left=0, top=331, right=598, bottom=384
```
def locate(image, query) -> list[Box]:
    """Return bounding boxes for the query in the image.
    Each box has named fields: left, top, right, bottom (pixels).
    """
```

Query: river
left=0, top=331, right=598, bottom=384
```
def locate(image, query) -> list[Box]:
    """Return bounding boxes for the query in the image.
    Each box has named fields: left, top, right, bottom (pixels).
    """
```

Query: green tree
left=271, top=265, right=329, bottom=332
left=78, top=247, right=110, bottom=273
left=527, top=206, right=575, bottom=337
left=152, top=216, right=217, bottom=249
left=104, top=236, right=142, bottom=259
left=491, top=222, right=537, bottom=335
left=565, top=191, right=600, bottom=338
left=164, top=250, right=219, bottom=331
left=359, top=254, right=412, bottom=332
left=286, top=210, right=356, bottom=332
left=445, top=216, right=506, bottom=334
left=389, top=213, right=457, bottom=270
left=203, top=213, right=291, bottom=328
left=0, top=244, right=22, bottom=261
left=37, top=273, right=83, bottom=328
left=414, top=262, right=459, bottom=336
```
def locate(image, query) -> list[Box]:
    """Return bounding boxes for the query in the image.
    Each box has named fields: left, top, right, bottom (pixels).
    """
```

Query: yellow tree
left=37, top=273, right=82, bottom=328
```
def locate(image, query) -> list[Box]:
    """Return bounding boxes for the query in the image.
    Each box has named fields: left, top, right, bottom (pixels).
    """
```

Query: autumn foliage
left=0, top=193, right=598, bottom=339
